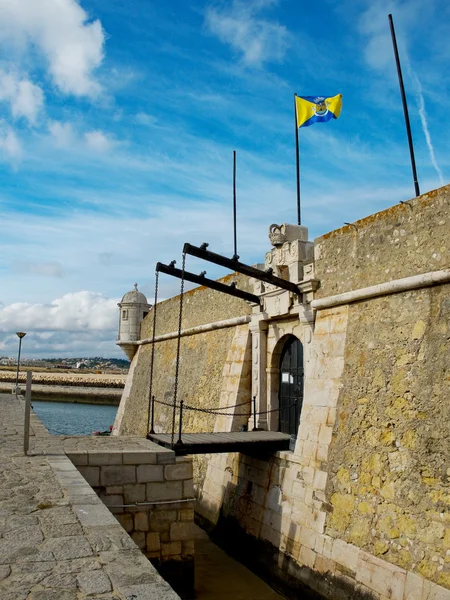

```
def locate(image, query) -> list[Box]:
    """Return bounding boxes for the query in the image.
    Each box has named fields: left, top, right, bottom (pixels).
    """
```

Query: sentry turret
left=117, top=283, right=151, bottom=359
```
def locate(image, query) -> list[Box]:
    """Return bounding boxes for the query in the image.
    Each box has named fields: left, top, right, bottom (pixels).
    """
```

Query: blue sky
left=0, top=0, right=448, bottom=358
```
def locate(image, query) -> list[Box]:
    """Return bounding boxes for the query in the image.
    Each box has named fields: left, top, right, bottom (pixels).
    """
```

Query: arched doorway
left=279, top=335, right=304, bottom=436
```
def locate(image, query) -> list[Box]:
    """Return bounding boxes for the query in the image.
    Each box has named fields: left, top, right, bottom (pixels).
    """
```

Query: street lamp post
left=15, top=332, right=26, bottom=393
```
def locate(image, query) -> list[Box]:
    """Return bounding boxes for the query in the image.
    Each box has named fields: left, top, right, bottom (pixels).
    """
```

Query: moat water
left=32, top=399, right=117, bottom=435
left=32, top=400, right=290, bottom=599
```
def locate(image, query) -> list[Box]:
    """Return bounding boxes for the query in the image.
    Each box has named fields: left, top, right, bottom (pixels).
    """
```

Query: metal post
left=232, top=150, right=238, bottom=260
left=24, top=371, right=32, bottom=455
left=176, top=400, right=184, bottom=446
left=15, top=332, right=26, bottom=394
left=294, top=94, right=301, bottom=225
left=388, top=14, right=420, bottom=197
left=150, top=395, right=155, bottom=434
left=252, top=395, right=257, bottom=431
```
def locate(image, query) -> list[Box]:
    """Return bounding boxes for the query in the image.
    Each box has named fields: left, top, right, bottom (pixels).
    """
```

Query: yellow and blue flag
left=295, top=94, right=342, bottom=128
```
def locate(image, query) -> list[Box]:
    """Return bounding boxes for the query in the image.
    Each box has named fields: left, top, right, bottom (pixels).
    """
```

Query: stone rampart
left=314, top=185, right=449, bottom=298
left=326, top=282, right=450, bottom=586
left=116, top=185, right=450, bottom=599
left=114, top=272, right=253, bottom=486
left=115, top=272, right=252, bottom=436
left=196, top=187, right=450, bottom=599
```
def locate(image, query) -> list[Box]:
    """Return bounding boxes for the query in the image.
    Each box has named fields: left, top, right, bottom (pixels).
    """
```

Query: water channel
left=32, top=399, right=287, bottom=599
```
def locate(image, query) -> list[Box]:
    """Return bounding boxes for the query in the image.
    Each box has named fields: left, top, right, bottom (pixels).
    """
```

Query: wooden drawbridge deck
left=147, top=431, right=291, bottom=456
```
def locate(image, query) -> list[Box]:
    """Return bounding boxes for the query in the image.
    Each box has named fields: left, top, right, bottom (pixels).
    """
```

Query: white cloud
left=48, top=121, right=75, bottom=148
left=0, top=0, right=105, bottom=97
left=48, top=122, right=113, bottom=152
left=0, top=329, right=120, bottom=359
left=0, top=124, right=22, bottom=160
left=0, top=70, right=44, bottom=124
left=0, top=291, right=118, bottom=332
left=84, top=130, right=113, bottom=152
left=0, top=291, right=121, bottom=358
left=135, top=112, right=159, bottom=127
left=357, top=3, right=395, bottom=70
left=13, top=78, right=45, bottom=123
left=205, top=0, right=289, bottom=66
left=357, top=1, right=423, bottom=72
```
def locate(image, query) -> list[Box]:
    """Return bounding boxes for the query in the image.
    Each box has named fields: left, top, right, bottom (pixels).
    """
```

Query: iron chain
left=152, top=396, right=298, bottom=417
left=171, top=251, right=186, bottom=447
left=147, top=270, right=159, bottom=432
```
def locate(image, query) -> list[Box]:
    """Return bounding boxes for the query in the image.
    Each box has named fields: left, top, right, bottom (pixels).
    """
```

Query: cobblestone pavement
left=0, top=393, right=180, bottom=600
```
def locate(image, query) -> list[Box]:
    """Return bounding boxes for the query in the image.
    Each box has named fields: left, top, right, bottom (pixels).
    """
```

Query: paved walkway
left=0, top=392, right=180, bottom=600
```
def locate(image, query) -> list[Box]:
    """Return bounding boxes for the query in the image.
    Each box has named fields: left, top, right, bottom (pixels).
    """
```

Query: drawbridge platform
left=147, top=431, right=292, bottom=456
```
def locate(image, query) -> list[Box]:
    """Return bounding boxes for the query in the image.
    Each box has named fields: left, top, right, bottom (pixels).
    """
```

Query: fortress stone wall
left=115, top=185, right=450, bottom=600
left=314, top=187, right=448, bottom=297
left=114, top=272, right=253, bottom=486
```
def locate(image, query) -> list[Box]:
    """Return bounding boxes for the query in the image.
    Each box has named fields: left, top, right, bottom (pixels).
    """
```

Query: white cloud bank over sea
left=0, top=292, right=119, bottom=358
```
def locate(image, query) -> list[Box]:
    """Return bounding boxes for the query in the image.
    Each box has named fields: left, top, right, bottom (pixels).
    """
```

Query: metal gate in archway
left=279, top=336, right=304, bottom=436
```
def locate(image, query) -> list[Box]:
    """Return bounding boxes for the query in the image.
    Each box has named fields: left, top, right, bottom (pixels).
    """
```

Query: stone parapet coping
left=311, top=268, right=450, bottom=310
left=137, top=314, right=251, bottom=345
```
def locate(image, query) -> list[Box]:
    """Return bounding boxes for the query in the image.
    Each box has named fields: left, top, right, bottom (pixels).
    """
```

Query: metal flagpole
left=388, top=13, right=420, bottom=197
left=294, top=94, right=301, bottom=225
left=232, top=150, right=238, bottom=260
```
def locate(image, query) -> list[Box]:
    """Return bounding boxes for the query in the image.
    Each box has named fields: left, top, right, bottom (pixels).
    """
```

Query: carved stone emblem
left=268, top=224, right=287, bottom=247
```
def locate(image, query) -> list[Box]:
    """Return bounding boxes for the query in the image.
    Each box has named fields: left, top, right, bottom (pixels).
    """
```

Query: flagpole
left=388, top=13, right=420, bottom=197
left=294, top=94, right=301, bottom=225
left=232, top=150, right=238, bottom=260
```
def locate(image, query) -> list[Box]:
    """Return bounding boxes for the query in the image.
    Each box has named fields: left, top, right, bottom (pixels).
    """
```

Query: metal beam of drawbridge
left=147, top=431, right=291, bottom=456
left=156, top=262, right=261, bottom=305
left=182, top=243, right=301, bottom=296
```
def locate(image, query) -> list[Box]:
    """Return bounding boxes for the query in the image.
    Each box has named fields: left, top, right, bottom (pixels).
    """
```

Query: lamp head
left=16, top=332, right=26, bottom=339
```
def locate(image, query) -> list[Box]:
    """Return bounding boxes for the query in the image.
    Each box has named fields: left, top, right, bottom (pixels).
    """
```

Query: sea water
left=32, top=399, right=118, bottom=436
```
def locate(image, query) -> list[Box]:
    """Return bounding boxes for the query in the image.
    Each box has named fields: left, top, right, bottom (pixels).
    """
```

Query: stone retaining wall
left=196, top=188, right=450, bottom=599
left=326, top=283, right=450, bottom=587
left=0, top=382, right=122, bottom=404
left=66, top=446, right=195, bottom=597
left=198, top=449, right=450, bottom=600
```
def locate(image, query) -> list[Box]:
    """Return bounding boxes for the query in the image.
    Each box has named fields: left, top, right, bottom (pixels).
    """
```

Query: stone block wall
left=199, top=424, right=450, bottom=600
left=115, top=272, right=253, bottom=439
left=197, top=186, right=450, bottom=599
left=67, top=447, right=195, bottom=597
left=314, top=184, right=449, bottom=298
left=114, top=185, right=449, bottom=599
left=325, top=283, right=450, bottom=587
